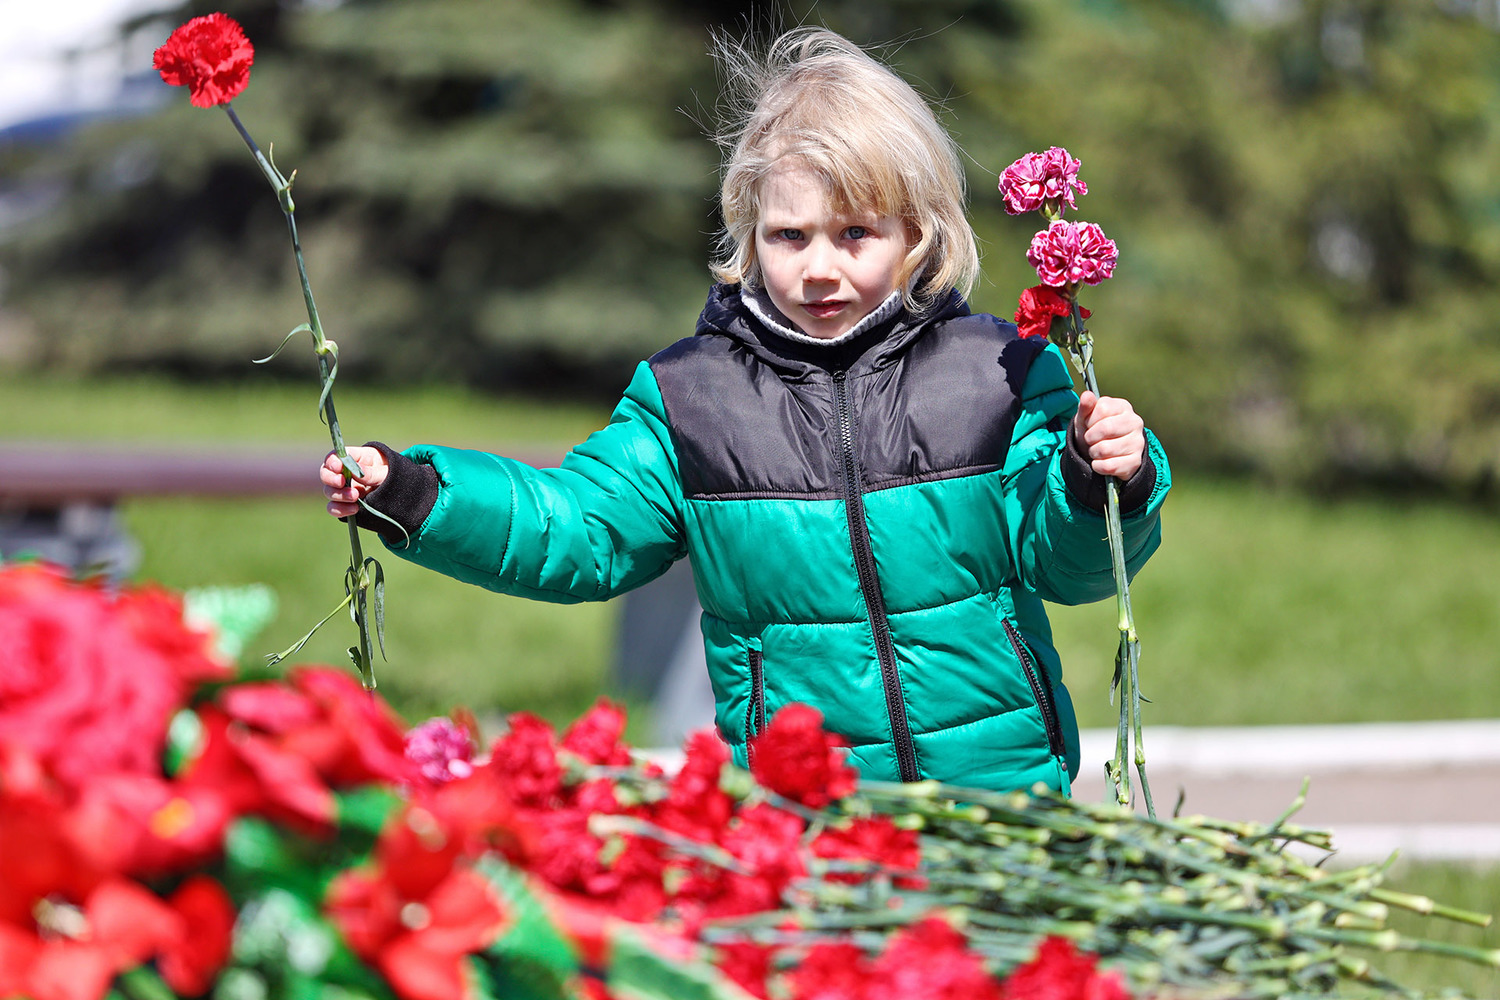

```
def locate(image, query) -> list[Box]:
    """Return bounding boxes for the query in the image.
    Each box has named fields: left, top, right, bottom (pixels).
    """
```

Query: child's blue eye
left=779, top=229, right=803, bottom=241
left=845, top=226, right=868, bottom=240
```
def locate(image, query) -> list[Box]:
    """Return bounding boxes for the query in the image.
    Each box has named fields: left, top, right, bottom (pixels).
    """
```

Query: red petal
left=220, top=683, right=319, bottom=733
left=415, top=869, right=507, bottom=954
left=86, top=878, right=183, bottom=968
left=325, top=869, right=402, bottom=960
left=231, top=731, right=336, bottom=826
left=0, top=923, right=42, bottom=998
left=159, top=876, right=236, bottom=996
left=379, top=935, right=473, bottom=1000
left=23, top=940, right=115, bottom=1000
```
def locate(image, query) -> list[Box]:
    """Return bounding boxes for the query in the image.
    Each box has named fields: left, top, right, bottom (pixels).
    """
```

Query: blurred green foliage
left=3, top=0, right=1500, bottom=495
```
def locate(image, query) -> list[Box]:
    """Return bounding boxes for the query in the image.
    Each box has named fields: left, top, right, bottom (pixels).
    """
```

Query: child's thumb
left=1075, top=390, right=1098, bottom=424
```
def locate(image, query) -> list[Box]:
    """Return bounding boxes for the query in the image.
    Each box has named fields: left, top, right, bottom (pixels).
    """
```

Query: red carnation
left=785, top=941, right=872, bottom=1000
left=487, top=713, right=564, bottom=809
left=178, top=666, right=415, bottom=834
left=749, top=704, right=858, bottom=808
left=158, top=876, right=235, bottom=996
left=716, top=941, right=777, bottom=999
left=0, top=877, right=185, bottom=1000
left=672, top=804, right=806, bottom=925
left=67, top=772, right=236, bottom=877
left=811, top=816, right=923, bottom=887
left=0, top=563, right=228, bottom=792
left=177, top=706, right=336, bottom=831
left=1001, top=937, right=1128, bottom=1000
left=1014, top=286, right=1090, bottom=342
left=561, top=698, right=633, bottom=766
left=276, top=667, right=417, bottom=787
left=655, top=729, right=733, bottom=843
left=153, top=13, right=255, bottom=108
left=325, top=805, right=509, bottom=1000
left=872, top=917, right=1000, bottom=1000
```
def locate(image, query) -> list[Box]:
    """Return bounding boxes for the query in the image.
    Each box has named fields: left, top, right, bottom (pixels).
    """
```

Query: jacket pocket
left=743, top=641, right=766, bottom=762
left=1000, top=617, right=1065, bottom=759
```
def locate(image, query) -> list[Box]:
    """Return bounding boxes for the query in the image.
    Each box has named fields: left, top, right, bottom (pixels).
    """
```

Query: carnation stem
left=222, top=103, right=381, bottom=688
left=1064, top=301, right=1153, bottom=818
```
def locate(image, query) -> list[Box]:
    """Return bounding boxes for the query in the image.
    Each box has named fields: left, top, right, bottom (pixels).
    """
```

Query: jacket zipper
left=1002, top=617, right=1065, bottom=758
left=743, top=647, right=766, bottom=762
left=833, top=371, right=920, bottom=782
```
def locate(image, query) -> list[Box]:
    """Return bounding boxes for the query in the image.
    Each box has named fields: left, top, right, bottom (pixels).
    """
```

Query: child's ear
left=902, top=218, right=922, bottom=250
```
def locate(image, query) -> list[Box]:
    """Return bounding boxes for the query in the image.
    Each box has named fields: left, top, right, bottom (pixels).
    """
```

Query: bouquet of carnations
left=1, top=562, right=1495, bottom=1000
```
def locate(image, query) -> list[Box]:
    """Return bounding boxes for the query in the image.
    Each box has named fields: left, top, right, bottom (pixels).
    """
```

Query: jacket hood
left=693, top=283, right=971, bottom=378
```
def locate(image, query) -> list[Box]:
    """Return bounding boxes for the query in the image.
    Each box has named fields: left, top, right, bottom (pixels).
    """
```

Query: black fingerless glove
left=1060, top=424, right=1157, bottom=516
left=350, top=442, right=440, bottom=544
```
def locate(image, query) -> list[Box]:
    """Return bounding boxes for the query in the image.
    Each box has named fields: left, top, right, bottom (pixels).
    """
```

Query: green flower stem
left=1367, top=888, right=1494, bottom=928
left=588, top=814, right=748, bottom=873
left=858, top=785, right=1410, bottom=931
left=1064, top=301, right=1153, bottom=817
left=222, top=102, right=380, bottom=688
left=582, top=761, right=1498, bottom=993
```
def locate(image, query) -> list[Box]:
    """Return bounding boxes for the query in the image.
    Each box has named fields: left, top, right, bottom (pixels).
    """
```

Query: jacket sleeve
left=1000, top=343, right=1170, bottom=606
left=377, top=362, right=687, bottom=604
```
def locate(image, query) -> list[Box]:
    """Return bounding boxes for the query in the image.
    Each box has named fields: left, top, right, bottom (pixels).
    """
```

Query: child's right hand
left=321, top=446, right=389, bottom=518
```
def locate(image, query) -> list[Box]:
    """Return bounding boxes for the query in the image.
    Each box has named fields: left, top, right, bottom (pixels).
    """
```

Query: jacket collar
left=693, top=283, right=971, bottom=378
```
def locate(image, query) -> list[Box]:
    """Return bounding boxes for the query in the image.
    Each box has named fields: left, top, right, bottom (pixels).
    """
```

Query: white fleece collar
left=740, top=288, right=905, bottom=347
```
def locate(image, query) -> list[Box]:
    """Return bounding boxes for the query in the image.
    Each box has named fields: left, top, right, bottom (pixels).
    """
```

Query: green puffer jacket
left=365, top=285, right=1169, bottom=794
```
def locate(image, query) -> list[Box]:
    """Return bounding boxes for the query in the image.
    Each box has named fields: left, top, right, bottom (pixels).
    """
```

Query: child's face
left=754, top=161, right=908, bottom=340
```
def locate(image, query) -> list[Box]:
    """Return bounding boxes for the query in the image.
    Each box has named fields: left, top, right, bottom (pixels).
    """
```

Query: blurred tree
left=798, top=0, right=1500, bottom=495
left=0, top=0, right=728, bottom=392
left=2, top=0, right=1499, bottom=495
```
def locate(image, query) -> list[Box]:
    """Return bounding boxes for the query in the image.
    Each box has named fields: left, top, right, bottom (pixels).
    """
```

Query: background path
left=1071, top=720, right=1500, bottom=863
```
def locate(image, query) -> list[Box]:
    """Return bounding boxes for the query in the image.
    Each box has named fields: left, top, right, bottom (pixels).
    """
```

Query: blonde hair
left=710, top=28, right=979, bottom=311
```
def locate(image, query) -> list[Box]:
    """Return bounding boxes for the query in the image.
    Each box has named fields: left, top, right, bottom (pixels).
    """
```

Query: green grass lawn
left=1050, top=480, right=1500, bottom=729
left=7, top=372, right=1500, bottom=735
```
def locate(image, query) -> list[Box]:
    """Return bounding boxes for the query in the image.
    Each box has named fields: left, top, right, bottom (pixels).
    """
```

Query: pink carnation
left=999, top=146, right=1088, bottom=216
left=404, top=717, right=476, bottom=784
left=1026, top=220, right=1118, bottom=288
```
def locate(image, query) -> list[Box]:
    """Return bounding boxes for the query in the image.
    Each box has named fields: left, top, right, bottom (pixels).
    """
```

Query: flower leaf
left=316, top=343, right=340, bottom=422
left=335, top=785, right=401, bottom=838
left=366, top=557, right=387, bottom=660
left=118, top=966, right=176, bottom=1000
left=476, top=858, right=581, bottom=996
left=163, top=708, right=205, bottom=776
left=252, top=323, right=311, bottom=365
left=606, top=924, right=746, bottom=1000
left=356, top=500, right=410, bottom=548
left=265, top=593, right=351, bottom=665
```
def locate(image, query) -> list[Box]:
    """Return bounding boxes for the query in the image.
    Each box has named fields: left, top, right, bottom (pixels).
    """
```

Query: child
left=321, top=29, right=1169, bottom=795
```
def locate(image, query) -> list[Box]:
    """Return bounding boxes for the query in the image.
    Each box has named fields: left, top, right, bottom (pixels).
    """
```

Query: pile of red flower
left=0, top=562, right=1126, bottom=1000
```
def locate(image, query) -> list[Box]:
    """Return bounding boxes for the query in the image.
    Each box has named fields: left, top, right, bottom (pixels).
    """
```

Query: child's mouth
left=803, top=300, right=846, bottom=319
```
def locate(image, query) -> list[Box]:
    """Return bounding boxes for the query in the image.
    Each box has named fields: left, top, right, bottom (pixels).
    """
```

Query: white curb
left=1078, top=720, right=1500, bottom=775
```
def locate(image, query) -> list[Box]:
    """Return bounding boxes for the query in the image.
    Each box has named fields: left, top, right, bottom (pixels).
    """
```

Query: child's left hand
left=1073, top=391, right=1145, bottom=481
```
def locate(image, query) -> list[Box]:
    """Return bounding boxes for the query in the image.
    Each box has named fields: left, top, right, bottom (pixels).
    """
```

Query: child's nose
left=802, top=239, right=840, bottom=283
